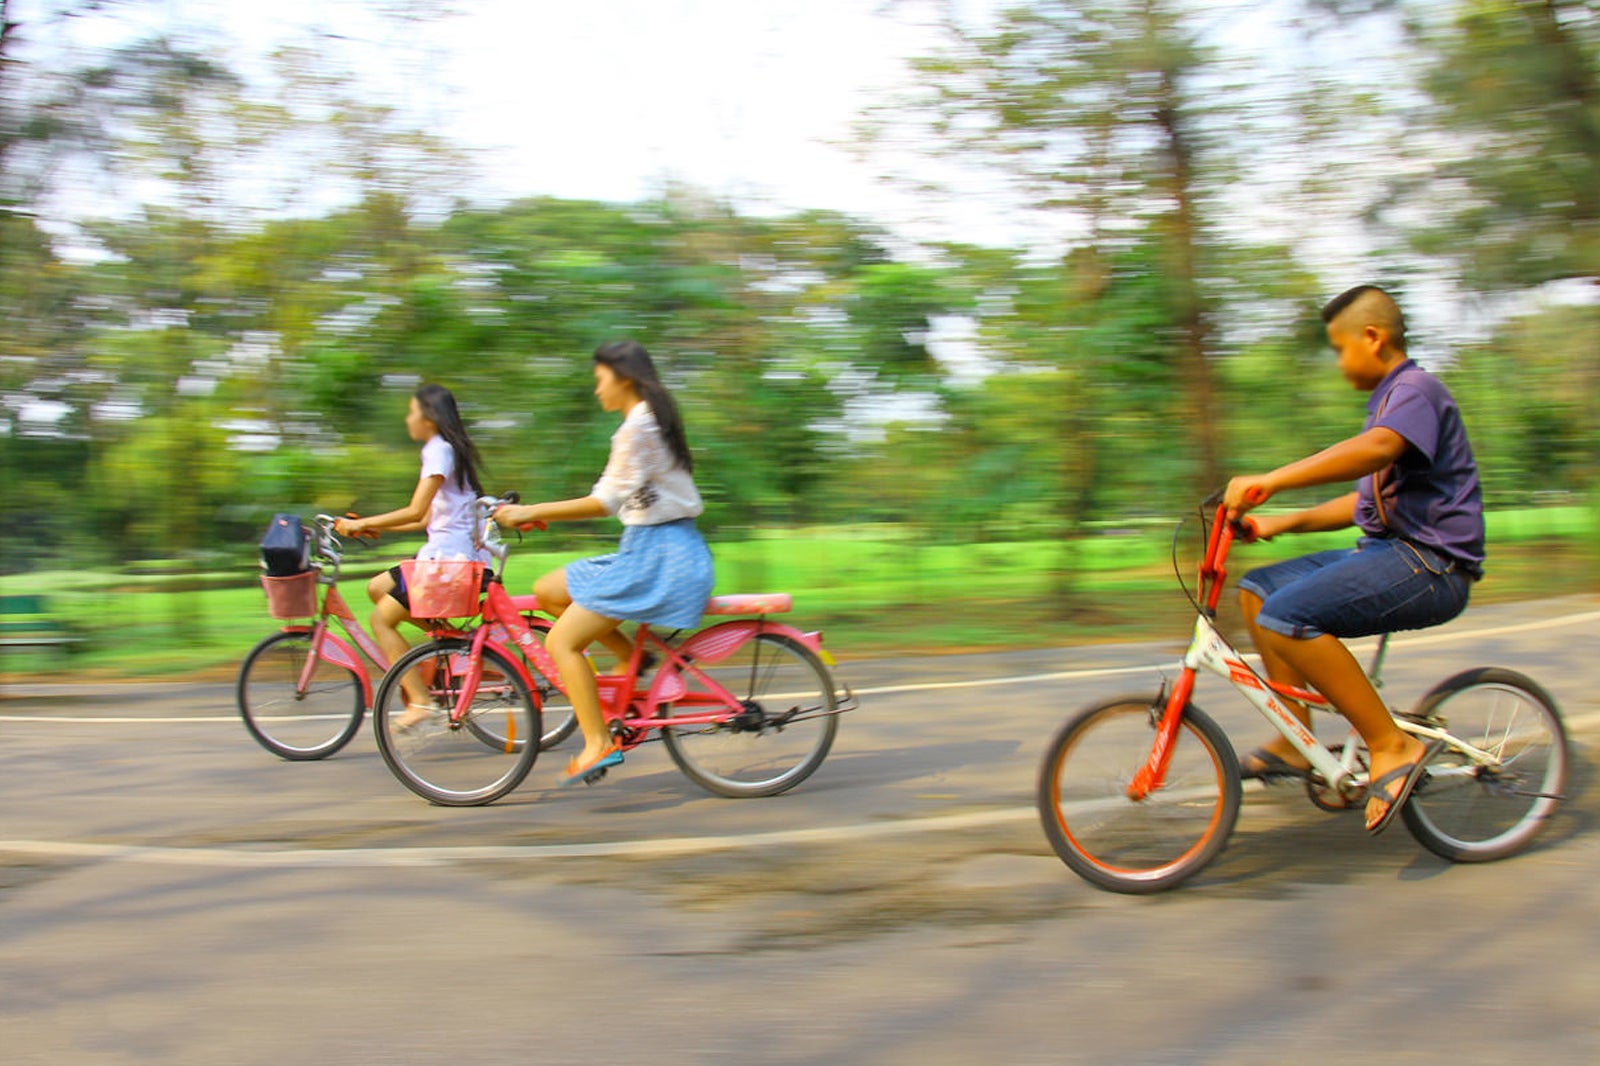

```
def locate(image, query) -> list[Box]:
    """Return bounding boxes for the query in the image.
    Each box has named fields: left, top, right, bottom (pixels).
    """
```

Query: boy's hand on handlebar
left=1223, top=477, right=1271, bottom=522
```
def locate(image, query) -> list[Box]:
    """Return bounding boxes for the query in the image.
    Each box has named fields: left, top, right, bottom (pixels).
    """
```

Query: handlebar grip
left=1243, top=486, right=1269, bottom=506
left=1233, top=516, right=1261, bottom=543
left=518, top=521, right=547, bottom=533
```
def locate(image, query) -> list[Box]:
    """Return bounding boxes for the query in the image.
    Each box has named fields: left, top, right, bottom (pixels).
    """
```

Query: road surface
left=2, top=596, right=1597, bottom=1064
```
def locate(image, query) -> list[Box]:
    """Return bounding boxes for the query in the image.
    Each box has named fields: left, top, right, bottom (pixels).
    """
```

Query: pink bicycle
left=370, top=495, right=856, bottom=806
left=1037, top=494, right=1569, bottom=893
left=237, top=513, right=575, bottom=760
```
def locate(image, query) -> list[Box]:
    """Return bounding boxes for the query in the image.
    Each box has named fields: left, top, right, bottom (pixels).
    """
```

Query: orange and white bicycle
left=1037, top=493, right=1569, bottom=894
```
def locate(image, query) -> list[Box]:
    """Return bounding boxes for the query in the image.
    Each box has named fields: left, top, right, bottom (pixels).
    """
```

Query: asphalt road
left=2, top=596, right=1598, bottom=1065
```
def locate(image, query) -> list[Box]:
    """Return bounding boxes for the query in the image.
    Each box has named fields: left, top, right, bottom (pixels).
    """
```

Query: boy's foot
left=1238, top=746, right=1311, bottom=781
left=1365, top=738, right=1444, bottom=834
left=558, top=746, right=624, bottom=787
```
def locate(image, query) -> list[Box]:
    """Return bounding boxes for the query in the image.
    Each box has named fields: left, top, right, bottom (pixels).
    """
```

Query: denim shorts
left=1238, top=537, right=1471, bottom=641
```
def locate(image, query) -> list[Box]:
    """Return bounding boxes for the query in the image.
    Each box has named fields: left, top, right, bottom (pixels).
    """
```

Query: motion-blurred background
left=1, top=0, right=1595, bottom=675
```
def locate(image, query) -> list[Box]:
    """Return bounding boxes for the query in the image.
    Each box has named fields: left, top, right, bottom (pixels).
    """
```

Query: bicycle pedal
left=583, top=767, right=609, bottom=785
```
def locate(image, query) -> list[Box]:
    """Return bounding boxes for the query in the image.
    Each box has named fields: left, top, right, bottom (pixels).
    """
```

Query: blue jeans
left=1238, top=537, right=1472, bottom=641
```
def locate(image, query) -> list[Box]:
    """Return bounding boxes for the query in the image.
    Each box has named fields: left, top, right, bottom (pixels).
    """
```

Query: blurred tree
left=872, top=0, right=1228, bottom=493
left=1389, top=0, right=1599, bottom=291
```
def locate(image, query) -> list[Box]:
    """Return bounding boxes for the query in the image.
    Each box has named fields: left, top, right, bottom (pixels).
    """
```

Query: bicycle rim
left=1037, top=696, right=1240, bottom=894
left=661, top=632, right=838, bottom=798
left=374, top=639, right=540, bottom=806
left=237, top=631, right=365, bottom=760
left=1402, top=669, right=1568, bottom=862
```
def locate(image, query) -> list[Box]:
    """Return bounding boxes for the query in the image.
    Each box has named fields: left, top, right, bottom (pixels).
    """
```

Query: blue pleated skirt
left=566, top=519, right=714, bottom=630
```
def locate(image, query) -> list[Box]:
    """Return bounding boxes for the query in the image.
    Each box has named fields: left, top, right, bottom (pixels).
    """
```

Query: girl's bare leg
left=533, top=567, right=634, bottom=666
left=544, top=601, right=625, bottom=764
left=366, top=571, right=428, bottom=712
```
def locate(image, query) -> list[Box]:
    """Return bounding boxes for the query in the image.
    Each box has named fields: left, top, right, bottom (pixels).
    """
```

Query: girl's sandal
left=559, top=746, right=624, bottom=788
left=395, top=702, right=437, bottom=731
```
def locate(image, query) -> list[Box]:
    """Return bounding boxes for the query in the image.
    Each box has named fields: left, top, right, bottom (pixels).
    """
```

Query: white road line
left=0, top=807, right=1041, bottom=868
left=6, top=608, right=1594, bottom=722
left=2, top=711, right=1594, bottom=870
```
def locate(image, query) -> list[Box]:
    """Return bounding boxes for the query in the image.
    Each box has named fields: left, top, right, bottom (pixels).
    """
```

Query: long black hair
left=593, top=340, right=694, bottom=473
left=413, top=383, right=484, bottom=494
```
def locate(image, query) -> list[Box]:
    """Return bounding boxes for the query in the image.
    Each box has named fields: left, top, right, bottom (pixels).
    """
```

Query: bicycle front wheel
left=237, top=630, right=365, bottom=760
left=373, top=639, right=540, bottom=806
left=660, top=632, right=839, bottom=798
left=1037, top=695, right=1240, bottom=894
left=1401, top=668, right=1568, bottom=862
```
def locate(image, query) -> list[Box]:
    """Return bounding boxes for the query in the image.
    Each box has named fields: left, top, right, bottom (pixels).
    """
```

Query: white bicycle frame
left=1178, top=614, right=1490, bottom=799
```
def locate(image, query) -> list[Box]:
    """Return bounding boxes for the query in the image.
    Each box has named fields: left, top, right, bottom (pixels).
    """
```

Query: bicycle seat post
left=1368, top=632, right=1391, bottom=689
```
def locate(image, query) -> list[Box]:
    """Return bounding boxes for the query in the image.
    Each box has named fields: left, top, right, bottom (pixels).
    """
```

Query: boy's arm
left=1225, top=427, right=1407, bottom=520
left=1251, top=492, right=1358, bottom=540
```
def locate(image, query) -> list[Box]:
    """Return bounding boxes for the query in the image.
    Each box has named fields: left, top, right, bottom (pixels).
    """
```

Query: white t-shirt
left=417, top=436, right=490, bottom=563
left=589, top=403, right=703, bottom=526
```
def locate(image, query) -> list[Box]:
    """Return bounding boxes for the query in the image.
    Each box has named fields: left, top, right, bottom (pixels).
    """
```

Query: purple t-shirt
left=1354, top=360, right=1485, bottom=576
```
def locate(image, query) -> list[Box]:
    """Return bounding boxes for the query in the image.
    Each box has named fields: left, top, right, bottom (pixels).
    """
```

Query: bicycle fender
left=675, top=620, right=823, bottom=664
left=311, top=631, right=374, bottom=707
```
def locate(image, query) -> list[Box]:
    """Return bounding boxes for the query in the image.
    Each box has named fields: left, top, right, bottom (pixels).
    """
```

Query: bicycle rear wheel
left=237, top=630, right=365, bottom=760
left=373, top=638, right=540, bottom=806
left=660, top=632, right=839, bottom=798
left=1037, top=695, right=1240, bottom=894
left=1401, top=668, right=1568, bottom=862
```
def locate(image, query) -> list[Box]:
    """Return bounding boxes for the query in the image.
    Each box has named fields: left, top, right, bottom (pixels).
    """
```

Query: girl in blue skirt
left=495, top=341, right=714, bottom=786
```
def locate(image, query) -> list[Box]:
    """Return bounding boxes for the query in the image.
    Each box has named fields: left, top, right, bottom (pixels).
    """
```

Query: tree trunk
left=1153, top=55, right=1221, bottom=495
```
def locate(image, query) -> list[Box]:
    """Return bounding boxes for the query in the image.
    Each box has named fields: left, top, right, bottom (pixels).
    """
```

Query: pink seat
left=509, top=594, right=542, bottom=614
left=704, top=593, right=792, bottom=616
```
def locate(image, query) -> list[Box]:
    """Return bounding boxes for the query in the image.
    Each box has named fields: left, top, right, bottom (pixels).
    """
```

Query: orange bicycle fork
left=1128, top=668, right=1196, bottom=801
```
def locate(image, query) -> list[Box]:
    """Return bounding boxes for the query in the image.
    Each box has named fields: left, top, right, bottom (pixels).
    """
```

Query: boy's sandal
left=559, top=746, right=624, bottom=788
left=1365, top=739, right=1445, bottom=835
left=1238, top=747, right=1310, bottom=781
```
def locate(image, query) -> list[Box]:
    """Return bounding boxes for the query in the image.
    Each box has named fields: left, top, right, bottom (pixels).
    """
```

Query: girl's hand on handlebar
left=1223, top=477, right=1271, bottom=522
left=335, top=515, right=380, bottom=540
left=493, top=504, right=546, bottom=533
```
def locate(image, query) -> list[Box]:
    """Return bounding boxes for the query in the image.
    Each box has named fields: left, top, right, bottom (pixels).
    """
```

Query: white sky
left=19, top=0, right=1579, bottom=352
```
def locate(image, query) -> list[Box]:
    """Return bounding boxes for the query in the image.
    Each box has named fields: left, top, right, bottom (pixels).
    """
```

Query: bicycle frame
left=268, top=514, right=401, bottom=709
left=1131, top=503, right=1504, bottom=802
left=1132, top=506, right=1357, bottom=799
left=456, top=580, right=835, bottom=744
left=286, top=578, right=388, bottom=708
left=437, top=496, right=849, bottom=739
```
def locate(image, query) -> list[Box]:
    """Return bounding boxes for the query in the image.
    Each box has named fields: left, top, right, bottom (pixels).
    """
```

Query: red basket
left=261, top=571, right=319, bottom=620
left=402, top=559, right=485, bottom=619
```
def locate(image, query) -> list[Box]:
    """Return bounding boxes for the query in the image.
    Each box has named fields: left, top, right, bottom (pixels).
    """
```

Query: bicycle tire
left=1400, top=667, right=1568, bottom=863
left=373, top=638, right=540, bottom=806
left=660, top=632, right=839, bottom=798
left=1037, top=694, right=1241, bottom=894
left=237, top=630, right=365, bottom=760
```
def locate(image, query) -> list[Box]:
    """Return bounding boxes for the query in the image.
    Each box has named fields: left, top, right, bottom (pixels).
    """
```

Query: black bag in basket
left=260, top=513, right=310, bottom=576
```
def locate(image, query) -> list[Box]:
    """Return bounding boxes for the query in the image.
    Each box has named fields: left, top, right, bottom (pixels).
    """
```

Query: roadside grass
left=2, top=506, right=1594, bottom=680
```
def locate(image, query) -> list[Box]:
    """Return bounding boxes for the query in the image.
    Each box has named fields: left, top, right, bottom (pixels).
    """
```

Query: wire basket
left=261, top=571, right=319, bottom=620
left=402, top=559, right=486, bottom=619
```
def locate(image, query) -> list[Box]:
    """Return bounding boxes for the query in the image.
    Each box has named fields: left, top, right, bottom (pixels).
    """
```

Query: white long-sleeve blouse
left=590, top=403, right=704, bottom=526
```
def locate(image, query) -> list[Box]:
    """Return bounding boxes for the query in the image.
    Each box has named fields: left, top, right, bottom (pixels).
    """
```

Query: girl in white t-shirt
left=336, top=384, right=489, bottom=724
